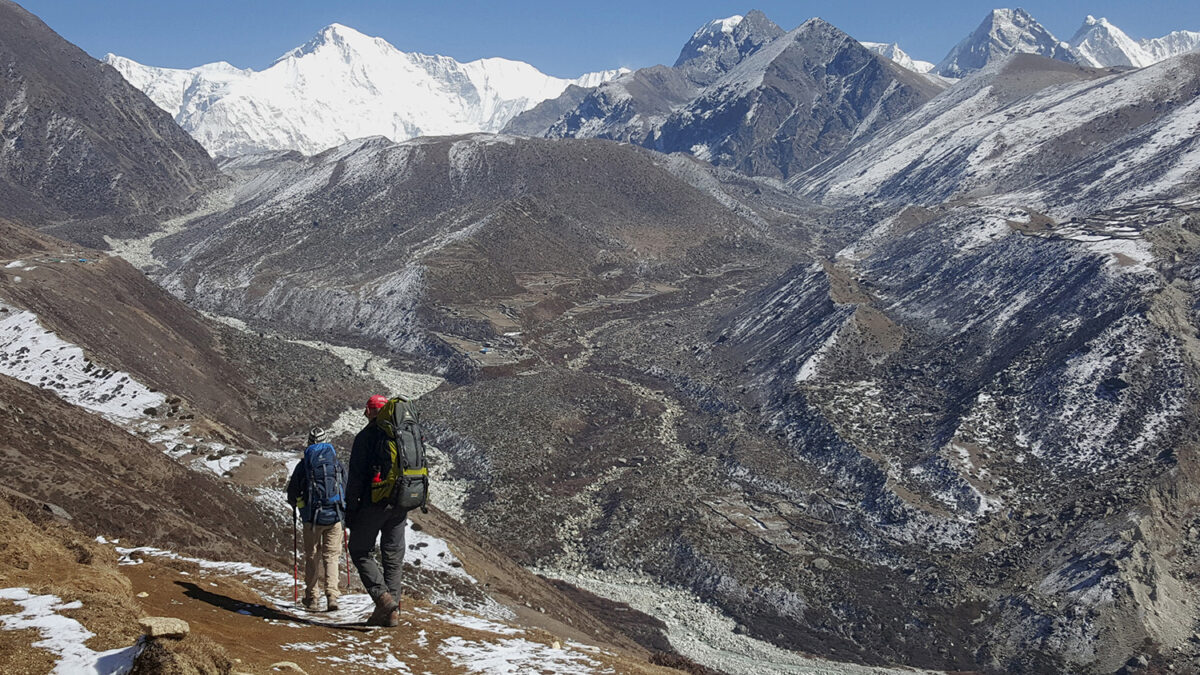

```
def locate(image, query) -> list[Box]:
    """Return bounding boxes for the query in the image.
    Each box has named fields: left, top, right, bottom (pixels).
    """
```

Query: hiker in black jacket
left=346, top=395, right=406, bottom=627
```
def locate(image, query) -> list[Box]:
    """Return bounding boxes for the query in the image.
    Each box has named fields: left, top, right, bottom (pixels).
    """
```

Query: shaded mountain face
left=672, top=10, right=785, bottom=85
left=0, top=0, right=220, bottom=245
left=935, top=8, right=1076, bottom=78
left=509, top=14, right=943, bottom=180
left=654, top=19, right=944, bottom=179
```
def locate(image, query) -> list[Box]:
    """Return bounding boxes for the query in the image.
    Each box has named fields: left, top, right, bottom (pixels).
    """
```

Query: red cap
left=366, top=395, right=388, bottom=411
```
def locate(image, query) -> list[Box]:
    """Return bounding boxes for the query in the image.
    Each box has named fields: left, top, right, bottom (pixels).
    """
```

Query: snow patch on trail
left=440, top=635, right=606, bottom=674
left=0, top=588, right=142, bottom=675
left=96, top=540, right=598, bottom=672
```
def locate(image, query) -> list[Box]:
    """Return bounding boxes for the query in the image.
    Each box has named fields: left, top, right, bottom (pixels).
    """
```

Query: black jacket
left=346, top=422, right=387, bottom=514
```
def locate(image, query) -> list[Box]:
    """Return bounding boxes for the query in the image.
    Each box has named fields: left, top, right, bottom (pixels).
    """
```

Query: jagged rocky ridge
left=505, top=12, right=945, bottom=180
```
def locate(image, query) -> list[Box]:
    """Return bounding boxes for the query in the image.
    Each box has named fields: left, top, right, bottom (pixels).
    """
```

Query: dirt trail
left=118, top=548, right=675, bottom=675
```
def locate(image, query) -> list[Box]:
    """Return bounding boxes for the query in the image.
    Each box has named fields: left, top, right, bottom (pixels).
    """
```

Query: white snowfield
left=0, top=588, right=141, bottom=674
left=106, top=23, right=627, bottom=157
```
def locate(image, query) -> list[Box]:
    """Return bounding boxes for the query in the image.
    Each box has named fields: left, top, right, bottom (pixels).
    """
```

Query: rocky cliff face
left=0, top=0, right=220, bottom=246
left=653, top=19, right=943, bottom=179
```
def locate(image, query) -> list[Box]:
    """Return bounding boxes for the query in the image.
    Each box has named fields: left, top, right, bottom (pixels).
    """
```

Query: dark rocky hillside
left=0, top=0, right=221, bottom=246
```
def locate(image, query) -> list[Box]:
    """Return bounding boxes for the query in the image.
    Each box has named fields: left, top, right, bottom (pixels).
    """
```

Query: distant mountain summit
left=1142, top=28, right=1200, bottom=63
left=1069, top=15, right=1200, bottom=67
left=1068, top=16, right=1154, bottom=67
left=508, top=12, right=943, bottom=179
left=860, top=41, right=936, bottom=73
left=936, top=8, right=1075, bottom=77
left=672, top=10, right=785, bottom=84
left=106, top=23, right=626, bottom=157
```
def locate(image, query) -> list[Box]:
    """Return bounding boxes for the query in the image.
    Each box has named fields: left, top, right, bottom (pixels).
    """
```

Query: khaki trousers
left=302, top=522, right=343, bottom=604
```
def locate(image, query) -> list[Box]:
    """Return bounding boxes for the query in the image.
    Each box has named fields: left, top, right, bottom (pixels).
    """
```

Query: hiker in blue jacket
left=286, top=427, right=346, bottom=612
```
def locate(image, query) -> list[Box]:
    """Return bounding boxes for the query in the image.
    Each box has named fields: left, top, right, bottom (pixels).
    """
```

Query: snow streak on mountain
left=106, top=23, right=627, bottom=157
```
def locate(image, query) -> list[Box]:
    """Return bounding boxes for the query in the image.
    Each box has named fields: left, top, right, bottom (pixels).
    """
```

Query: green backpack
left=370, top=397, right=429, bottom=512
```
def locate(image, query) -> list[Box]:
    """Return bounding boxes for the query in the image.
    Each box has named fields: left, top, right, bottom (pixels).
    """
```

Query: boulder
left=138, top=616, right=189, bottom=638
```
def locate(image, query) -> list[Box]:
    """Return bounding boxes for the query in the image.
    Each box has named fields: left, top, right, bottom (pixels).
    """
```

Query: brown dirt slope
left=0, top=373, right=286, bottom=567
left=0, top=219, right=378, bottom=442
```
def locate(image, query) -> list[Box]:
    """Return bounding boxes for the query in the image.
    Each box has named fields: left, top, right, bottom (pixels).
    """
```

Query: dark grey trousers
left=347, top=505, right=407, bottom=602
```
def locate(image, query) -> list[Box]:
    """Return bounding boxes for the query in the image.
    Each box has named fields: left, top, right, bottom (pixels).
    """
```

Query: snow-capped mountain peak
left=673, top=9, right=784, bottom=84
left=935, top=7, right=1075, bottom=78
left=1140, top=28, right=1200, bottom=63
left=107, top=24, right=627, bottom=157
left=284, top=22, right=386, bottom=62
left=860, top=41, right=936, bottom=73
left=1068, top=15, right=1154, bottom=68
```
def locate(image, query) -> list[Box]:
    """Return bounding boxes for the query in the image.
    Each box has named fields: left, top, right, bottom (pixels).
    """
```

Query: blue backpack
left=302, top=442, right=346, bottom=526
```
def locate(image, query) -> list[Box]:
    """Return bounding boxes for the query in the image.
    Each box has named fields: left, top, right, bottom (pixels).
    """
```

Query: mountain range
left=105, top=23, right=626, bottom=157
left=106, top=8, right=1200, bottom=165
left=5, top=0, right=1200, bottom=673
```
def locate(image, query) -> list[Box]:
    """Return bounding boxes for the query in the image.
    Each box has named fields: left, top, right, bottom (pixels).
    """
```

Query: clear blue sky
left=16, top=1, right=1200, bottom=77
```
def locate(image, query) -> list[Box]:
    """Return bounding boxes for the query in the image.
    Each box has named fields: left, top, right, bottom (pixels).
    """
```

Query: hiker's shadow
left=175, top=582, right=370, bottom=632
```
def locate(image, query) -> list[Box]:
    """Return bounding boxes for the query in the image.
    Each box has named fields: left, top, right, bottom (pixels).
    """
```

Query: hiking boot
left=302, top=597, right=318, bottom=612
left=366, top=592, right=398, bottom=626
left=385, top=607, right=400, bottom=627
left=326, top=597, right=339, bottom=612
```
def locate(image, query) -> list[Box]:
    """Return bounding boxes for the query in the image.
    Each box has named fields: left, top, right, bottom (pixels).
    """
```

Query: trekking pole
left=292, top=508, right=299, bottom=605
left=344, top=528, right=351, bottom=590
